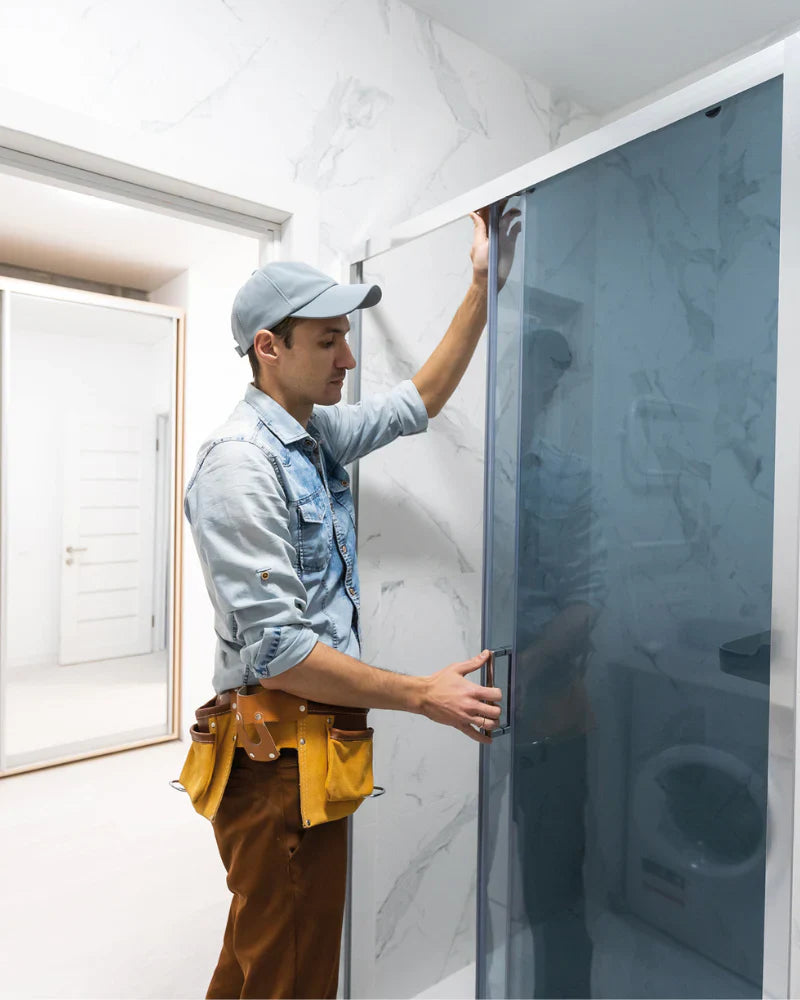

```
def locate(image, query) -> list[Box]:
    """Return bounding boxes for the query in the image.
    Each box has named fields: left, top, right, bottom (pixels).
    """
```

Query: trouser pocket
left=325, top=727, right=375, bottom=802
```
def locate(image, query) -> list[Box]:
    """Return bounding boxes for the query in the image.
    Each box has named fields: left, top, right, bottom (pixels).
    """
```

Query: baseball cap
left=231, top=261, right=382, bottom=356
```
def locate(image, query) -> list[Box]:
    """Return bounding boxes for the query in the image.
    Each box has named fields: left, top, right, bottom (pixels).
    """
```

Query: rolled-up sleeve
left=186, top=440, right=317, bottom=679
left=311, top=378, right=429, bottom=466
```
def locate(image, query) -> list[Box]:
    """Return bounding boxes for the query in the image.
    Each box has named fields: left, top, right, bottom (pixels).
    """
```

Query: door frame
left=351, top=31, right=800, bottom=999
left=0, top=277, right=184, bottom=773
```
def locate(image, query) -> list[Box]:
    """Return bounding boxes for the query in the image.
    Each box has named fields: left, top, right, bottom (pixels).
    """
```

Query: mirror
left=0, top=282, right=183, bottom=773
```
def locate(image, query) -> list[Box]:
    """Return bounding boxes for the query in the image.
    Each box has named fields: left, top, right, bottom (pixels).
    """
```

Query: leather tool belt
left=174, top=685, right=374, bottom=826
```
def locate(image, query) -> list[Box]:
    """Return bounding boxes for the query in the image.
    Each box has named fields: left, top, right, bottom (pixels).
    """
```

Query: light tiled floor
left=413, top=963, right=475, bottom=999
left=0, top=740, right=227, bottom=999
left=411, top=907, right=754, bottom=999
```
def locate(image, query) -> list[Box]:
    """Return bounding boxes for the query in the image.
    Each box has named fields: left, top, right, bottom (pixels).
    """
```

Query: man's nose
left=338, top=343, right=357, bottom=369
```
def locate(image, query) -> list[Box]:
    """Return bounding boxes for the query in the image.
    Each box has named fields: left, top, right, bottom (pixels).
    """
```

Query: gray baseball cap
left=231, top=261, right=382, bottom=356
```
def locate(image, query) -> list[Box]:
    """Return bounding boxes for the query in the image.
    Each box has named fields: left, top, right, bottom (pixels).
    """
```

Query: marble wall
left=355, top=218, right=484, bottom=997
left=0, top=0, right=593, bottom=278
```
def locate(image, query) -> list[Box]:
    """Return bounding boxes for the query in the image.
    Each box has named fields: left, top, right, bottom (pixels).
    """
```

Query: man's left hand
left=469, top=199, right=522, bottom=291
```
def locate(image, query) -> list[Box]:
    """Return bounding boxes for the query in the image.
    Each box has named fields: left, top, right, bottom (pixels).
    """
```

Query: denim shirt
left=185, top=379, right=429, bottom=694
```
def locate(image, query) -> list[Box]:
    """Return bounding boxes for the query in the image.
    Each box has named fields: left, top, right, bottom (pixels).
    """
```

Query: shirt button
left=260, top=571, right=270, bottom=581
left=341, top=545, right=347, bottom=554
left=341, top=480, right=348, bottom=487
left=348, top=587, right=356, bottom=596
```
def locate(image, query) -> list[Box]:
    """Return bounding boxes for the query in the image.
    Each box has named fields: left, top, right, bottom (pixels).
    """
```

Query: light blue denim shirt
left=185, top=379, right=429, bottom=694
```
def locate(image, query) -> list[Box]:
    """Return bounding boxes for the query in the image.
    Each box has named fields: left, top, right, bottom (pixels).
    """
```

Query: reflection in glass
left=1, top=290, right=177, bottom=770
left=513, top=324, right=606, bottom=999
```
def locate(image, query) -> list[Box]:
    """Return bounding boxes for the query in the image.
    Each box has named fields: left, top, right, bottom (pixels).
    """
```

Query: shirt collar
left=244, top=383, right=318, bottom=447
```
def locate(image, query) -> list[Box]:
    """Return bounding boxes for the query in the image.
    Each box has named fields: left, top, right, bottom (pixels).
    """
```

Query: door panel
left=479, top=77, right=782, bottom=999
left=60, top=414, right=156, bottom=664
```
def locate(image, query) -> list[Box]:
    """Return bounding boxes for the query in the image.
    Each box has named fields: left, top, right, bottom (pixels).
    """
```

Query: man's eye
left=323, top=341, right=335, bottom=347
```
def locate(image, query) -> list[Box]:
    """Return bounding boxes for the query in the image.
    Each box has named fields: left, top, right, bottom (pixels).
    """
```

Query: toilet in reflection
left=623, top=668, right=770, bottom=987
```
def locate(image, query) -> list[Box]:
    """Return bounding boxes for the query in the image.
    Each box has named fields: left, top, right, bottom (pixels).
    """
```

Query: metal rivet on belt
left=269, top=753, right=276, bottom=759
left=236, top=713, right=241, bottom=721
left=232, top=703, right=237, bottom=710
left=255, top=713, right=262, bottom=721
left=326, top=717, right=332, bottom=724
left=210, top=721, right=216, bottom=729
left=299, top=738, right=306, bottom=745
left=299, top=705, right=306, bottom=712
left=249, top=752, right=255, bottom=759
left=305, top=820, right=311, bottom=827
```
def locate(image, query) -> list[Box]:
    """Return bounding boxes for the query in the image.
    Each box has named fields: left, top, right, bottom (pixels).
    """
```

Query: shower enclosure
left=350, top=34, right=800, bottom=1000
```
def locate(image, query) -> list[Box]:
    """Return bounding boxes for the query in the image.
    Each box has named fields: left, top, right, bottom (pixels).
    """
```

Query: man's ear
left=253, top=329, right=279, bottom=367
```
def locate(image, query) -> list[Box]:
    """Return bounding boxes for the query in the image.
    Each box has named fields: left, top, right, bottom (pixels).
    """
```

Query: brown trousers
left=206, top=748, right=348, bottom=1000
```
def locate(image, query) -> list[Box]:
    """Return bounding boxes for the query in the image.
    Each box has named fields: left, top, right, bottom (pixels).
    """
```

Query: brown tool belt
left=177, top=684, right=375, bottom=827
left=217, top=685, right=369, bottom=763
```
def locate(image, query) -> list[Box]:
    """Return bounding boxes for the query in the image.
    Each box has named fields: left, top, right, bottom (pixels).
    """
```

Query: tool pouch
left=325, top=726, right=375, bottom=801
left=175, top=695, right=237, bottom=822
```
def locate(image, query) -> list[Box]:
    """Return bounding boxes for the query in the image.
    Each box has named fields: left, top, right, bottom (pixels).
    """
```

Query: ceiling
left=0, top=171, right=258, bottom=293
left=404, top=0, right=800, bottom=113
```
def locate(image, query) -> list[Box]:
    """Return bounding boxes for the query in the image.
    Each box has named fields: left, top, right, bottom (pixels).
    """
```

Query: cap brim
left=289, top=282, right=382, bottom=319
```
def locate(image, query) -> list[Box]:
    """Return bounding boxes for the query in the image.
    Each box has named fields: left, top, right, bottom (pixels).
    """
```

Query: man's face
left=277, top=315, right=356, bottom=405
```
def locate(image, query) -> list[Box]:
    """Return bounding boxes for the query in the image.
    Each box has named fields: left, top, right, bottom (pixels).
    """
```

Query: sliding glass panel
left=478, top=193, right=526, bottom=999
left=479, top=76, right=782, bottom=999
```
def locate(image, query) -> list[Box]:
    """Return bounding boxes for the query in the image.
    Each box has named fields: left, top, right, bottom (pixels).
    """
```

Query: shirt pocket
left=328, top=475, right=356, bottom=527
left=296, top=492, right=332, bottom=572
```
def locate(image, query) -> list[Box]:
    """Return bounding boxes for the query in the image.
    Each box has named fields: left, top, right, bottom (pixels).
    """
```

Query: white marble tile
left=358, top=568, right=482, bottom=998
left=354, top=216, right=490, bottom=998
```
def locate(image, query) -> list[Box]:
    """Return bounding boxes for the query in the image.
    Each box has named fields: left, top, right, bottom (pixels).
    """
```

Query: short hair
left=247, top=314, right=299, bottom=381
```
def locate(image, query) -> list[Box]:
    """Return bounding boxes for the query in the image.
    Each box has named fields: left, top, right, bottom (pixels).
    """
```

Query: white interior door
left=59, top=413, right=157, bottom=665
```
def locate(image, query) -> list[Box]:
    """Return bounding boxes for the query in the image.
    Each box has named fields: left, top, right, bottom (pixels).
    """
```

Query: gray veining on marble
left=412, top=11, right=488, bottom=137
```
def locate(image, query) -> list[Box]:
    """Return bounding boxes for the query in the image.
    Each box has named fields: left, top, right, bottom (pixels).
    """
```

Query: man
left=184, top=205, right=520, bottom=999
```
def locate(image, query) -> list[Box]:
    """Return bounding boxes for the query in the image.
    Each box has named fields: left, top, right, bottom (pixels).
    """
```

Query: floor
left=3, top=650, right=169, bottom=765
left=413, top=964, right=475, bottom=998
left=0, top=739, right=227, bottom=999
left=412, top=907, right=755, bottom=999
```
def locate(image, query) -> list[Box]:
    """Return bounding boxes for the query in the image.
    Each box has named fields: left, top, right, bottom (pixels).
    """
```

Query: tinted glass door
left=479, top=76, right=782, bottom=999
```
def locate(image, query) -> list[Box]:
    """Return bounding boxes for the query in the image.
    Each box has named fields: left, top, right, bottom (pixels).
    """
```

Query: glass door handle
left=486, top=647, right=513, bottom=738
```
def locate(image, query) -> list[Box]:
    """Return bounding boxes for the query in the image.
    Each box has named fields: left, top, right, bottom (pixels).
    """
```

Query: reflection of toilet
left=624, top=671, right=771, bottom=987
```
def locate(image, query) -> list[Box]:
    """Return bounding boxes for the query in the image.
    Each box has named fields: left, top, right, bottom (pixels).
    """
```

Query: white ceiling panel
left=0, top=171, right=257, bottom=292
left=404, top=0, right=800, bottom=113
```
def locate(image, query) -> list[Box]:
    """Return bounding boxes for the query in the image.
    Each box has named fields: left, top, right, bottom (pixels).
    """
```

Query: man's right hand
left=419, top=650, right=502, bottom=745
